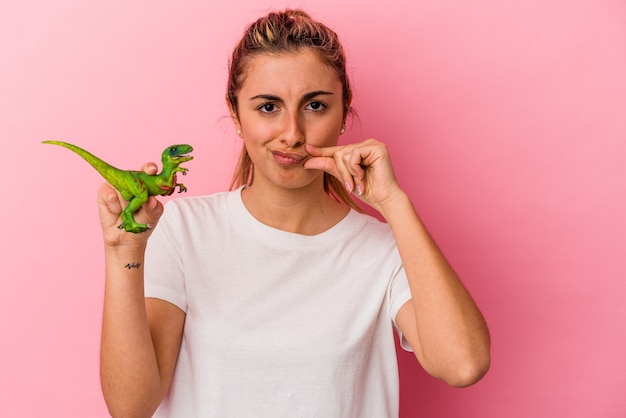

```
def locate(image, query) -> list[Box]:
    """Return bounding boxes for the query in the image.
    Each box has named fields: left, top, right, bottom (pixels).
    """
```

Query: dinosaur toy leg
left=119, top=194, right=151, bottom=233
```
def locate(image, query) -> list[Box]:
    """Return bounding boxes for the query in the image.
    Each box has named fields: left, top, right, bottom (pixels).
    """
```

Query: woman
left=98, top=9, right=490, bottom=417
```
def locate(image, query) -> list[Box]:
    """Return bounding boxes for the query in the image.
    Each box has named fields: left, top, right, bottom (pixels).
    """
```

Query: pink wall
left=1, top=1, right=624, bottom=416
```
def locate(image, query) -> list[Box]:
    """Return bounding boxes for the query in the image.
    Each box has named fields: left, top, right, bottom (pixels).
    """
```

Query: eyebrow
left=248, top=90, right=334, bottom=102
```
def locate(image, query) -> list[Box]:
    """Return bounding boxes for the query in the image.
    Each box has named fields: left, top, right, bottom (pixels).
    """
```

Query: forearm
left=100, top=245, right=162, bottom=417
left=380, top=191, right=490, bottom=385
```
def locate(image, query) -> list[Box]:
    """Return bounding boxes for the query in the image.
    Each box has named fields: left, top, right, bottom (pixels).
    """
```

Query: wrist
left=104, top=243, right=146, bottom=268
left=376, top=188, right=412, bottom=219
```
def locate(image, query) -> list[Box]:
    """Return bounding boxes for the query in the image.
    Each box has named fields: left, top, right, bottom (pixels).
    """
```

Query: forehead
left=239, top=49, right=342, bottom=96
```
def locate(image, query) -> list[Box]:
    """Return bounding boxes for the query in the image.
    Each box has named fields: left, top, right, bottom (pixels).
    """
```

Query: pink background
left=1, top=0, right=625, bottom=416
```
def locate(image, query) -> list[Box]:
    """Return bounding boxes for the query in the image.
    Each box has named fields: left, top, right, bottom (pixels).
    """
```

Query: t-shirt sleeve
left=387, top=261, right=413, bottom=352
left=144, top=202, right=188, bottom=313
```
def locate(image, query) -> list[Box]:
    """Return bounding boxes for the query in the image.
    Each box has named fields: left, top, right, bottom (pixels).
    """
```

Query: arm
left=98, top=179, right=185, bottom=417
left=304, top=140, right=490, bottom=387
left=379, top=191, right=490, bottom=387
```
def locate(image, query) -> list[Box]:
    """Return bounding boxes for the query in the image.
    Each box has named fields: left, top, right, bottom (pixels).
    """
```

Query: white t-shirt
left=145, top=188, right=413, bottom=417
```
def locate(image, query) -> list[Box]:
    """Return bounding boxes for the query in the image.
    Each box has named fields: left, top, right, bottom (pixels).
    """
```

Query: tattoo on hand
left=124, top=262, right=142, bottom=270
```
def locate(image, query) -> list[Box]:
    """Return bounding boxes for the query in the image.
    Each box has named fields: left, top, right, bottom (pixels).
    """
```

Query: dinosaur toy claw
left=118, top=222, right=152, bottom=234
left=118, top=222, right=153, bottom=233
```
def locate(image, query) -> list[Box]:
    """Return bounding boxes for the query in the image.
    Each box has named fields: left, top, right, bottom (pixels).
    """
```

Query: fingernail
left=355, top=185, right=363, bottom=196
left=344, top=181, right=353, bottom=192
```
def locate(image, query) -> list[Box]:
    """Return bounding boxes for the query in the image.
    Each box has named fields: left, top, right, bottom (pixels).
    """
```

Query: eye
left=306, top=101, right=327, bottom=112
left=257, top=102, right=278, bottom=113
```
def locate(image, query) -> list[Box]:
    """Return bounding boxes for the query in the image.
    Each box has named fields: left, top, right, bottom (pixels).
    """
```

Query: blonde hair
left=227, top=9, right=361, bottom=212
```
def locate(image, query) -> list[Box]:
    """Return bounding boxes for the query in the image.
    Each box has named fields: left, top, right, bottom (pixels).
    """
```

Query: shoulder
left=150, top=189, right=241, bottom=247
left=351, top=210, right=393, bottom=235
left=345, top=210, right=397, bottom=248
left=163, top=189, right=233, bottom=215
left=156, top=189, right=238, bottom=234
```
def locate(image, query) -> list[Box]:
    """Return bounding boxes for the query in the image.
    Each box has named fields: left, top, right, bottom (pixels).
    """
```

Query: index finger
left=304, top=144, right=342, bottom=157
left=141, top=162, right=158, bottom=175
left=96, top=182, right=124, bottom=224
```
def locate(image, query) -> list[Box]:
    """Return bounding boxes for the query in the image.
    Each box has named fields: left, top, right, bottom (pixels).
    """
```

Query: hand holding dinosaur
left=97, top=180, right=163, bottom=247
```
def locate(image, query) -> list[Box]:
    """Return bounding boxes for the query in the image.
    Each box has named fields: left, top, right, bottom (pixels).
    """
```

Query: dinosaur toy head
left=163, top=144, right=194, bottom=164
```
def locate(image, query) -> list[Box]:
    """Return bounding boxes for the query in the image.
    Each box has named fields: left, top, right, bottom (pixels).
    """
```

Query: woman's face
left=231, top=48, right=346, bottom=191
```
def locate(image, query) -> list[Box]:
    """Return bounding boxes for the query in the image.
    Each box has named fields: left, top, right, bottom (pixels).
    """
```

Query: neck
left=241, top=180, right=349, bottom=236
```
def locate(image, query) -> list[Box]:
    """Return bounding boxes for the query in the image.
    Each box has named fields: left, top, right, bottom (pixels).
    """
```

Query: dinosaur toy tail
left=42, top=140, right=122, bottom=185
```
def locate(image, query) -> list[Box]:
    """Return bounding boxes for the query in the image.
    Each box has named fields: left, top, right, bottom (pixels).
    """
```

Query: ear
left=343, top=91, right=353, bottom=123
left=226, top=94, right=242, bottom=135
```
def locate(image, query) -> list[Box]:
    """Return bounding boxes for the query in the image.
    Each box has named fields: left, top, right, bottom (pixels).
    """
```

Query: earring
left=340, top=126, right=345, bottom=134
left=236, top=129, right=241, bottom=136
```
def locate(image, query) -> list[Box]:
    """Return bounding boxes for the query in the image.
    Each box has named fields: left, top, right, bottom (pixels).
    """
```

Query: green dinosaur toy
left=43, top=140, right=193, bottom=233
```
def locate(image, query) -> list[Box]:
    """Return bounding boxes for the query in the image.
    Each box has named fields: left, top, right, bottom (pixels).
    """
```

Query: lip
left=271, top=150, right=309, bottom=165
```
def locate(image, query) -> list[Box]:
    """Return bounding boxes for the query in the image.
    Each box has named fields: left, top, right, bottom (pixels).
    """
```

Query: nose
left=280, top=111, right=304, bottom=148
